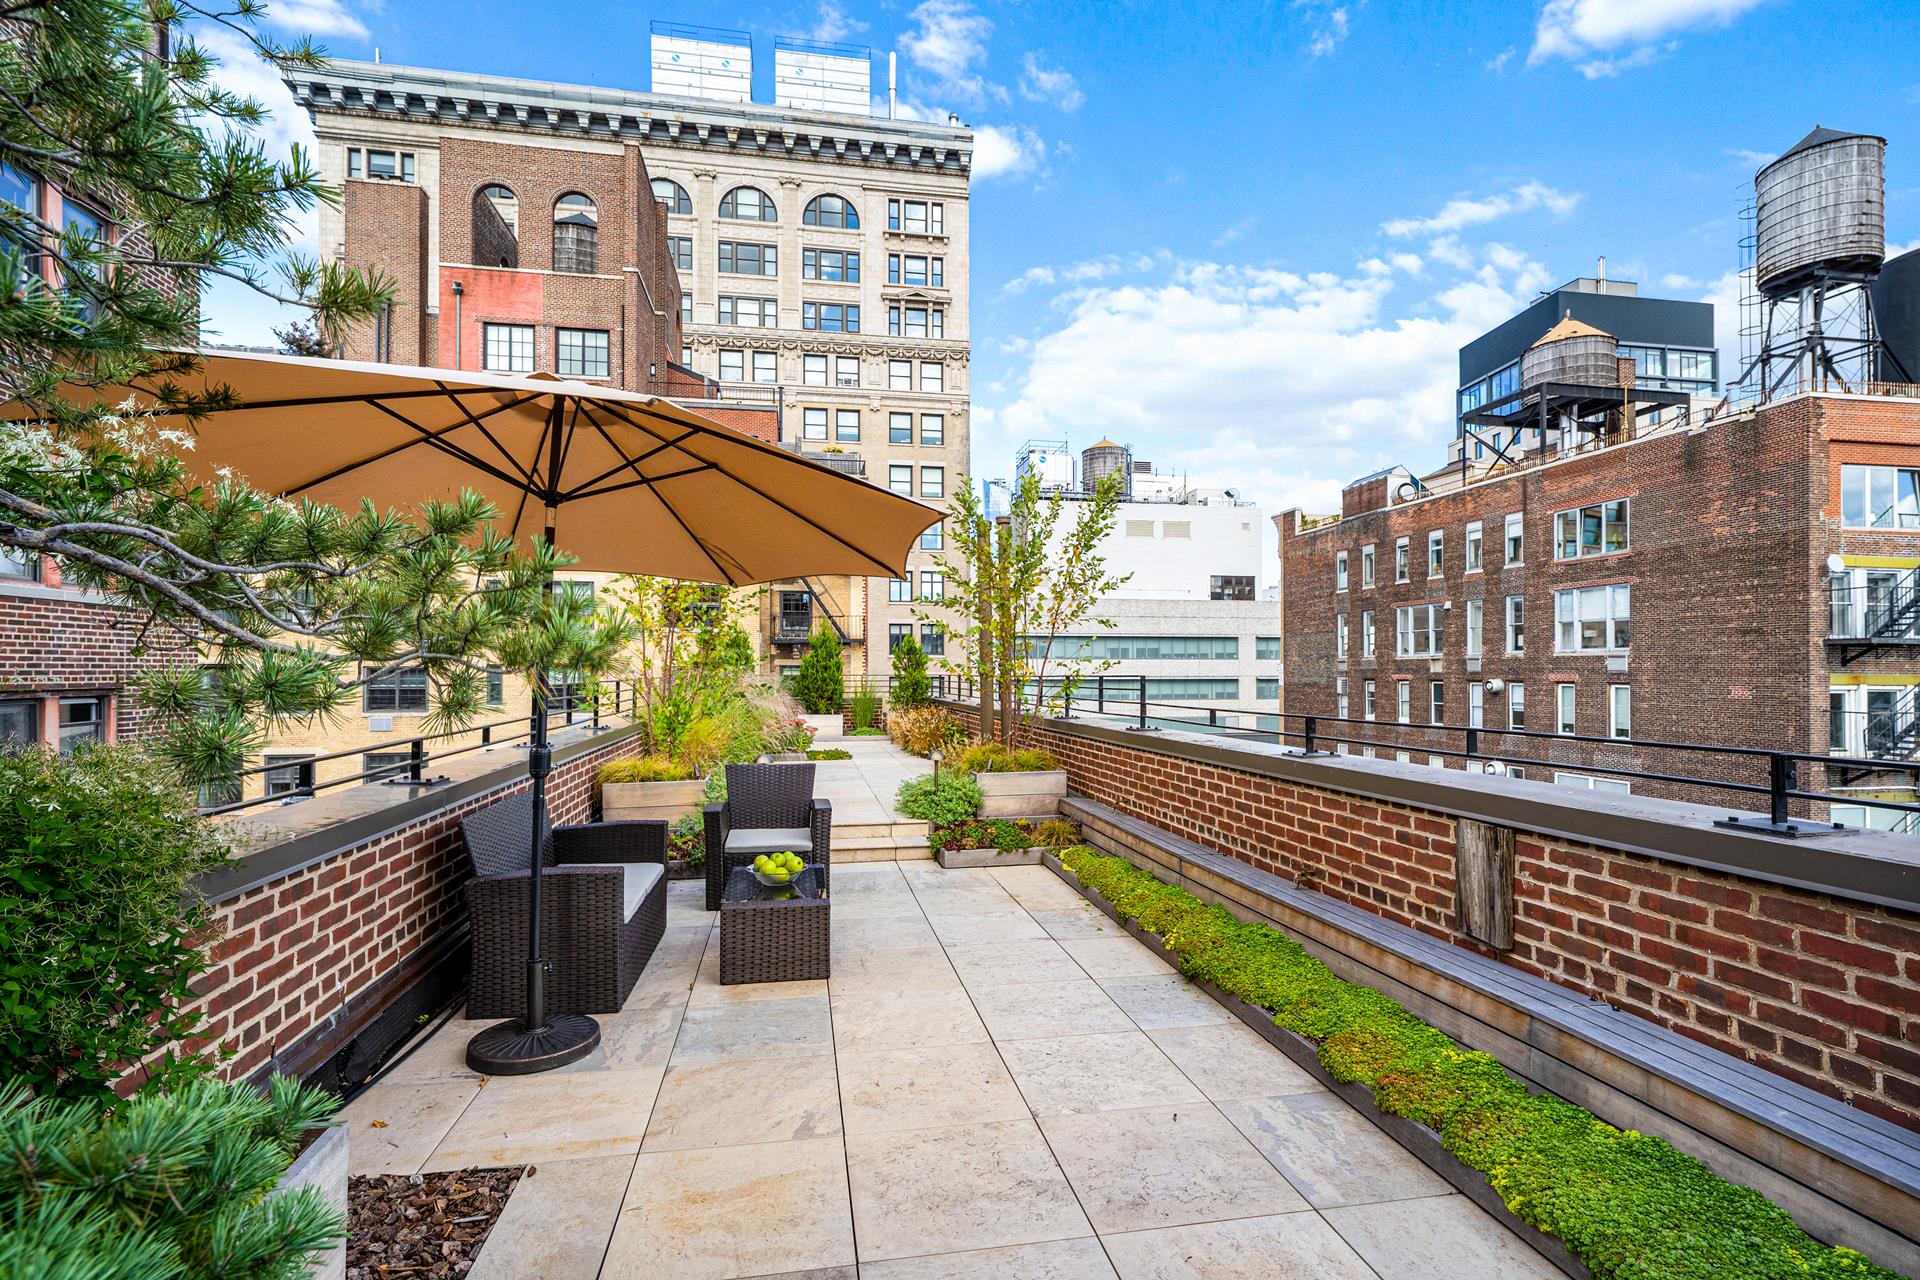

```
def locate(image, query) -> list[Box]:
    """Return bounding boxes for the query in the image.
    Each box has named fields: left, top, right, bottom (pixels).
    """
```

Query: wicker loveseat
left=702, top=762, right=832, bottom=911
left=461, top=791, right=669, bottom=1020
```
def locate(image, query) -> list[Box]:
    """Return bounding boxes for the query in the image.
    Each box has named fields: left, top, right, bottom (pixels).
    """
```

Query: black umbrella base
left=466, top=1013, right=601, bottom=1075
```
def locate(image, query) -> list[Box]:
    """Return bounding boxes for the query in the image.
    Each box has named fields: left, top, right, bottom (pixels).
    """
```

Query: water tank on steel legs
left=1755, top=127, right=1887, bottom=296
left=1520, top=313, right=1620, bottom=390
left=1871, top=247, right=1920, bottom=383
left=1080, top=440, right=1132, bottom=496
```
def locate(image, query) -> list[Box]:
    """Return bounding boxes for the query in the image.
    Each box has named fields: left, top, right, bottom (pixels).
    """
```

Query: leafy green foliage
left=807, top=748, right=853, bottom=761
left=896, top=772, right=983, bottom=826
left=848, top=727, right=886, bottom=737
left=1056, top=848, right=1911, bottom=1280
left=849, top=686, right=881, bottom=731
left=889, top=633, right=932, bottom=708
left=929, top=818, right=1037, bottom=853
left=793, top=626, right=845, bottom=713
left=764, top=717, right=817, bottom=754
left=598, top=756, right=697, bottom=784
left=0, top=1075, right=346, bottom=1280
left=955, top=742, right=1059, bottom=773
left=0, top=746, right=232, bottom=1100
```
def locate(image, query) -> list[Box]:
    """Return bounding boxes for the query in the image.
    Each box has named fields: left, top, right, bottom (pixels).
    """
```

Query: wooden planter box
left=278, top=1123, right=348, bottom=1280
left=975, top=769, right=1068, bottom=818
left=602, top=776, right=706, bottom=824
left=937, top=843, right=1048, bottom=869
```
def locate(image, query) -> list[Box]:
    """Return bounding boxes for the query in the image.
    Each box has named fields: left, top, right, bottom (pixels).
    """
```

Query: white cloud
left=1724, top=146, right=1774, bottom=167
left=809, top=0, right=866, bottom=42
left=972, top=124, right=1047, bottom=181
left=1660, top=272, right=1702, bottom=290
left=1530, top=0, right=1769, bottom=71
left=983, top=244, right=1556, bottom=530
left=1574, top=42, right=1674, bottom=78
left=1485, top=48, right=1516, bottom=73
left=1294, top=1, right=1352, bottom=58
left=1004, top=266, right=1057, bottom=295
left=1382, top=181, right=1580, bottom=238
left=1018, top=52, right=1084, bottom=111
left=262, top=0, right=368, bottom=38
left=1003, top=253, right=1162, bottom=295
left=901, top=0, right=1002, bottom=105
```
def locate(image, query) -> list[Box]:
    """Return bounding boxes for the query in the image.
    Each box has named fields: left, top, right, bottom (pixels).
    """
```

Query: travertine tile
left=969, top=979, right=1135, bottom=1041
left=998, top=1031, right=1204, bottom=1117
left=1321, top=1194, right=1565, bottom=1278
left=830, top=987, right=991, bottom=1052
left=603, top=1137, right=855, bottom=1279
left=1098, top=976, right=1237, bottom=1030
left=1030, top=907, right=1122, bottom=940
left=642, top=1054, right=841, bottom=1151
left=846, top=1119, right=1091, bottom=1262
left=1217, top=1092, right=1450, bottom=1208
left=1058, top=936, right=1176, bottom=980
left=926, top=908, right=1051, bottom=945
left=860, top=1236, right=1118, bottom=1279
left=669, top=996, right=834, bottom=1066
left=945, top=937, right=1086, bottom=987
left=1145, top=1023, right=1324, bottom=1103
left=339, top=1079, right=480, bottom=1175
left=837, top=1041, right=1030, bottom=1135
left=466, top=1153, right=634, bottom=1280
left=689, top=945, right=830, bottom=1005
left=827, top=944, right=962, bottom=995
left=425, top=1068, right=663, bottom=1171
left=1040, top=1104, right=1307, bottom=1232
left=988, top=866, right=1098, bottom=911
left=829, top=911, right=940, bottom=954
left=1099, top=1212, right=1377, bottom=1280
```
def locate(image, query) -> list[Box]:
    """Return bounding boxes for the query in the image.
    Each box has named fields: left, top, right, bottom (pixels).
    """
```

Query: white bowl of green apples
left=751, top=851, right=806, bottom=887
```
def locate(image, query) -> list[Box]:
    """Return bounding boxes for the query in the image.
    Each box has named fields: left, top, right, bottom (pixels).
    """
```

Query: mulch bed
left=347, top=1166, right=525, bottom=1278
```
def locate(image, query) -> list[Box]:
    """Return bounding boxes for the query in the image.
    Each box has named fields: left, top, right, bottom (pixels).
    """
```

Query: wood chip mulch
left=347, top=1165, right=527, bottom=1279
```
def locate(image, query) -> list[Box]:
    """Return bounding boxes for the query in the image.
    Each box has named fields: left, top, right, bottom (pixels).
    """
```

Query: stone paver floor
left=340, top=862, right=1561, bottom=1279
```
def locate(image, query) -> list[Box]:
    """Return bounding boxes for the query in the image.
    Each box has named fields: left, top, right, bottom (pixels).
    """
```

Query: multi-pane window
left=1029, top=635, right=1240, bottom=660
left=364, top=752, right=414, bottom=782
left=1506, top=595, right=1525, bottom=654
left=888, top=254, right=945, bottom=287
left=1361, top=609, right=1375, bottom=657
left=1258, top=677, right=1282, bottom=700
left=1394, top=537, right=1409, bottom=583
left=804, top=354, right=829, bottom=386
left=802, top=408, right=828, bottom=441
left=887, top=199, right=944, bottom=234
left=803, top=302, right=860, bottom=332
left=681, top=292, right=694, bottom=325
left=919, top=569, right=945, bottom=601
left=889, top=577, right=912, bottom=603
left=264, top=755, right=315, bottom=797
left=482, top=323, right=535, bottom=373
left=718, top=241, right=777, bottom=276
left=719, top=186, right=777, bottom=222
left=1469, top=681, right=1484, bottom=728
left=921, top=362, right=945, bottom=392
left=1396, top=681, right=1411, bottom=723
left=1610, top=685, right=1632, bottom=739
left=836, top=356, right=860, bottom=386
left=1465, top=598, right=1483, bottom=657
left=352, top=149, right=415, bottom=182
left=1556, top=683, right=1576, bottom=735
left=835, top=409, right=860, bottom=442
left=911, top=414, right=942, bottom=446
left=889, top=412, right=913, bottom=444
left=555, top=327, right=609, bottom=379
left=1465, top=521, right=1483, bottom=572
left=667, top=235, right=692, bottom=270
left=1510, top=682, right=1526, bottom=730
left=1336, top=615, right=1349, bottom=661
left=921, top=521, right=944, bottom=551
left=1555, top=585, right=1631, bottom=652
left=1363, top=680, right=1376, bottom=720
left=803, top=247, right=860, bottom=281
left=888, top=305, right=944, bottom=338
left=0, top=163, right=40, bottom=276
left=365, top=667, right=429, bottom=712
left=754, top=351, right=778, bottom=383
left=1337, top=677, right=1349, bottom=720
left=487, top=666, right=505, bottom=705
left=889, top=464, right=912, bottom=495
left=651, top=177, right=693, bottom=215
left=1504, top=512, right=1524, bottom=563
left=719, top=350, right=746, bottom=382
left=1840, top=465, right=1920, bottom=529
left=1209, top=575, right=1254, bottom=601
left=1256, top=636, right=1282, bottom=660
left=921, top=624, right=945, bottom=656
left=1395, top=604, right=1444, bottom=657
left=1427, top=530, right=1444, bottom=577
left=889, top=359, right=913, bottom=390
left=1431, top=681, right=1445, bottom=724
left=1554, top=501, right=1629, bottom=558
left=54, top=697, right=104, bottom=753
left=717, top=296, right=777, bottom=327
left=1, top=547, right=38, bottom=581
left=920, top=466, right=945, bottom=499
left=803, top=193, right=859, bottom=228
left=1336, top=550, right=1349, bottom=591
left=1360, top=544, right=1375, bottom=588
left=888, top=623, right=911, bottom=651
left=1143, top=679, right=1241, bottom=701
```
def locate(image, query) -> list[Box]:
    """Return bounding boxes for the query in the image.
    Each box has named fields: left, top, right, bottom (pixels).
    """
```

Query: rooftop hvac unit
left=650, top=22, right=752, bottom=104
left=773, top=37, right=872, bottom=114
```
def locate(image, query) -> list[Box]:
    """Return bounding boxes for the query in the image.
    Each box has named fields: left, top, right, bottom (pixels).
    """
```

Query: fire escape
left=1827, top=569, right=1920, bottom=665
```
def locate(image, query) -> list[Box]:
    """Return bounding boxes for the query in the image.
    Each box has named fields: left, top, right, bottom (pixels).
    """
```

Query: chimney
left=1597, top=255, right=1607, bottom=285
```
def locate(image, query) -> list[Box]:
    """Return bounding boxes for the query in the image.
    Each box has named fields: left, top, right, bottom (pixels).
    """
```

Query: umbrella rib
left=275, top=394, right=541, bottom=495
left=433, top=381, right=535, bottom=486
left=362, top=400, right=535, bottom=493
left=580, top=412, right=740, bottom=585
left=506, top=409, right=555, bottom=540
left=213, top=386, right=544, bottom=412
left=559, top=422, right=701, bottom=501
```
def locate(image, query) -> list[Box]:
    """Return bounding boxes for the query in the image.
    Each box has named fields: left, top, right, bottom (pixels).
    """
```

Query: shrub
left=793, top=626, right=845, bottom=713
left=888, top=704, right=966, bottom=756
left=849, top=726, right=886, bottom=737
left=0, top=1075, right=346, bottom=1279
left=895, top=772, right=983, bottom=826
left=1056, top=848, right=1910, bottom=1280
left=764, top=717, right=816, bottom=754
left=807, top=748, right=853, bottom=761
left=1034, top=818, right=1082, bottom=849
left=0, top=746, right=232, bottom=1100
left=599, top=755, right=696, bottom=784
left=849, top=687, right=881, bottom=731
left=930, top=818, right=1036, bottom=853
left=669, top=813, right=705, bottom=870
left=890, top=633, right=932, bottom=708
left=955, top=742, right=1061, bottom=773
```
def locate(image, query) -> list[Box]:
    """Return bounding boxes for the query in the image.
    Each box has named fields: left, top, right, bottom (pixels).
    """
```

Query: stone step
left=837, top=834, right=932, bottom=863
left=833, top=821, right=928, bottom=842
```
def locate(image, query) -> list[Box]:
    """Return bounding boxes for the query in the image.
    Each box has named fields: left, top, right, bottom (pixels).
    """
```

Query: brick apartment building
left=290, top=44, right=972, bottom=691
left=1278, top=384, right=1920, bottom=827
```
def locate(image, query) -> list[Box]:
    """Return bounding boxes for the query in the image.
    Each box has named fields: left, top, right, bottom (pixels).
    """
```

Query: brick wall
left=0, top=586, right=194, bottom=742
left=341, top=178, right=430, bottom=363
left=178, top=731, right=643, bottom=1085
left=965, top=707, right=1920, bottom=1131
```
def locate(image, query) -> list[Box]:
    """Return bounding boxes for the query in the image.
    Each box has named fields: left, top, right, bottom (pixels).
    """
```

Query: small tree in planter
left=793, top=624, right=845, bottom=714
left=891, top=632, right=932, bottom=709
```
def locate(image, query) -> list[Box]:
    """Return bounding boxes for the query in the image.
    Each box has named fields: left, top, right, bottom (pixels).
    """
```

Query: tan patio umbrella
left=24, top=349, right=939, bottom=1073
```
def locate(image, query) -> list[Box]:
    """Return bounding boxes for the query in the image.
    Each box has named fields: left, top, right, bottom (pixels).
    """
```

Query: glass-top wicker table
left=719, top=865, right=830, bottom=985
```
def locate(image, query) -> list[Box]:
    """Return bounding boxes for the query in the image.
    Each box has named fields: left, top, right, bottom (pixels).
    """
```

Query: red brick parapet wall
left=959, top=708, right=1920, bottom=1132
left=177, top=728, right=643, bottom=1086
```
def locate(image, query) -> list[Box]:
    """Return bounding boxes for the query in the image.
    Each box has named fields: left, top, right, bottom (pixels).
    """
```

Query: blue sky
left=203, top=0, right=1920, bottom=536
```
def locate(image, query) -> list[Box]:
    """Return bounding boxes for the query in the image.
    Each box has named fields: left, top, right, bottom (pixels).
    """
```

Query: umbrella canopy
left=35, top=349, right=940, bottom=580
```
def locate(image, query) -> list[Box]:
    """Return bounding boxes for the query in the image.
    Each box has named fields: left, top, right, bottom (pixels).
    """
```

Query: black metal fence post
left=408, top=737, right=425, bottom=784
left=1097, top=675, right=1106, bottom=715
left=1770, top=753, right=1793, bottom=827
left=1302, top=716, right=1318, bottom=755
left=1465, top=727, right=1479, bottom=761
left=1138, top=677, right=1148, bottom=730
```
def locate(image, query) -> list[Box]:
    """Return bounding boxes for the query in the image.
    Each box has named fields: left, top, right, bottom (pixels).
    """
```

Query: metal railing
left=939, top=675, right=1920, bottom=835
left=197, top=680, right=642, bottom=817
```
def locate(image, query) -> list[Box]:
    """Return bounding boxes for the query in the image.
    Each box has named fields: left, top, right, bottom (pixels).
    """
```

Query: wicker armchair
left=703, top=762, right=832, bottom=910
left=461, top=791, right=669, bottom=1020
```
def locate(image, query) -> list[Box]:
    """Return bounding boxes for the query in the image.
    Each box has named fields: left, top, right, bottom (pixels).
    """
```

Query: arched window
left=651, top=177, right=692, bottom=216
left=719, top=185, right=777, bottom=223
left=473, top=184, right=518, bottom=268
left=803, top=193, right=859, bottom=229
left=553, top=192, right=598, bottom=274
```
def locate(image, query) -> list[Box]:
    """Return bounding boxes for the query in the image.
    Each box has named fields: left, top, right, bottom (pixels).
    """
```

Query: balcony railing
left=1829, top=569, right=1920, bottom=663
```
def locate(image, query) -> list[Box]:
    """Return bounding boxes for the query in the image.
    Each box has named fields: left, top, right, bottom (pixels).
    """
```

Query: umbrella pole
left=468, top=435, right=602, bottom=1074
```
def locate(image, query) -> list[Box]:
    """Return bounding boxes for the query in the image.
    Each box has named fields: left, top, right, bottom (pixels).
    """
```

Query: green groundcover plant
left=1057, top=847, right=1909, bottom=1280
left=895, top=772, right=983, bottom=826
